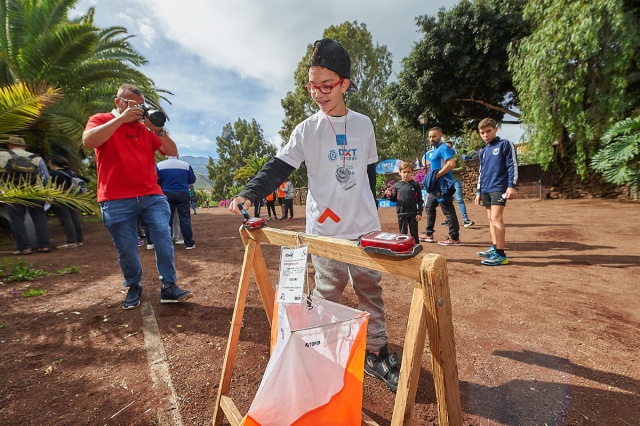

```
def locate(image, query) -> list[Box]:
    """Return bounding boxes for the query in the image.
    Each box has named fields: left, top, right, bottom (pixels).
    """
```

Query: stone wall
left=461, top=157, right=630, bottom=200
left=293, top=159, right=633, bottom=203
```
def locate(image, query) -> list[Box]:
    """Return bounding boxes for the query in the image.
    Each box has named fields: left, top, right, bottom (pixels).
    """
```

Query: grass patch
left=57, top=266, right=80, bottom=275
left=0, top=258, right=50, bottom=282
left=21, top=288, right=47, bottom=297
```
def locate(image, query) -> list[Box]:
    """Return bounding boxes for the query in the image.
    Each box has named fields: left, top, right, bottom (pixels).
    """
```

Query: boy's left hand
left=416, top=214, right=422, bottom=222
left=505, top=187, right=518, bottom=200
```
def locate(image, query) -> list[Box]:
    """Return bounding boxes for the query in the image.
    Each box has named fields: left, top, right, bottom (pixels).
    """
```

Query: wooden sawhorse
left=213, top=227, right=462, bottom=425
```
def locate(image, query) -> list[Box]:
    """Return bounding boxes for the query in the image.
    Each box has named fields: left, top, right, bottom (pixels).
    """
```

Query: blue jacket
left=476, top=137, right=518, bottom=193
left=156, top=157, right=196, bottom=192
left=423, top=169, right=455, bottom=202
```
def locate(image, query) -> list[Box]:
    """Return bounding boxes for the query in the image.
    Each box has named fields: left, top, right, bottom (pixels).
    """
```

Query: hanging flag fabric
left=242, top=296, right=369, bottom=425
left=375, top=158, right=403, bottom=175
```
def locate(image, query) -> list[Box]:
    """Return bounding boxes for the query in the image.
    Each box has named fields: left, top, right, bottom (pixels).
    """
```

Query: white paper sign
left=277, top=245, right=308, bottom=304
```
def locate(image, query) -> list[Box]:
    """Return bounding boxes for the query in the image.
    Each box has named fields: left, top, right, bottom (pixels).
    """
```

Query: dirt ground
left=0, top=198, right=638, bottom=426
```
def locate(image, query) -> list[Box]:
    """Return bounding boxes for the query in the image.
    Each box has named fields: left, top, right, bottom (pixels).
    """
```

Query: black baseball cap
left=308, top=38, right=358, bottom=93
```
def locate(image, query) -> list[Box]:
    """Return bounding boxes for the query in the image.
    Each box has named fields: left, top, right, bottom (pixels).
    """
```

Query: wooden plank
left=391, top=284, right=428, bottom=425
left=421, top=253, right=463, bottom=426
left=362, top=411, right=380, bottom=425
left=243, top=227, right=424, bottom=279
left=219, top=395, right=244, bottom=426
left=246, top=237, right=275, bottom=326
left=213, top=242, right=257, bottom=426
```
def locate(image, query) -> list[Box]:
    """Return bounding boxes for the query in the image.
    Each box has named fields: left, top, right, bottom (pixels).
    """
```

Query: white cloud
left=73, top=0, right=488, bottom=158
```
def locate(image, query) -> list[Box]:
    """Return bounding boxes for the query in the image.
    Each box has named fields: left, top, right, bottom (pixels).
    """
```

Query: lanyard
left=326, top=111, right=348, bottom=167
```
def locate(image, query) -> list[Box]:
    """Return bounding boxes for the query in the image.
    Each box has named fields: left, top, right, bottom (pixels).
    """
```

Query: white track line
left=140, top=299, right=184, bottom=426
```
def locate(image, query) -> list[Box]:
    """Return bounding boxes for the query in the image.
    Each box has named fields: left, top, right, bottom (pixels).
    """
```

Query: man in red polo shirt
left=83, top=84, right=192, bottom=309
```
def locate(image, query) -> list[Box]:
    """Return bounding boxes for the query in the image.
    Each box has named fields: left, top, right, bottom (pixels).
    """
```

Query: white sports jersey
left=277, top=110, right=380, bottom=239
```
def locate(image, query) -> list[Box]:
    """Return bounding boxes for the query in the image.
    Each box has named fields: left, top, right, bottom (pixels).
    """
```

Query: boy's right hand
left=474, top=194, right=482, bottom=206
left=229, top=196, right=251, bottom=215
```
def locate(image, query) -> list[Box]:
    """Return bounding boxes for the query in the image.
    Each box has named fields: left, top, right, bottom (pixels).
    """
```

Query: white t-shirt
left=277, top=110, right=380, bottom=240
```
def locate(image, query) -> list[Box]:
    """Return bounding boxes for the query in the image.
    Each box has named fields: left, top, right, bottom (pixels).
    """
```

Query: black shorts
left=481, top=191, right=507, bottom=207
left=278, top=197, right=285, bottom=206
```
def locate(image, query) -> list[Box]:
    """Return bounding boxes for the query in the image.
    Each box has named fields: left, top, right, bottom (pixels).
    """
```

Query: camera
left=136, top=104, right=167, bottom=127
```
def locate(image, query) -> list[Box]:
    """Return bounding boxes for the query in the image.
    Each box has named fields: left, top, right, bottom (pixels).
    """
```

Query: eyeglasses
left=305, top=78, right=344, bottom=95
left=116, top=96, right=144, bottom=106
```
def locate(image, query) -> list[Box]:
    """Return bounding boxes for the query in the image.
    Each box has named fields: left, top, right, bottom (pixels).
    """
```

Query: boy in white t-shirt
left=229, top=38, right=400, bottom=393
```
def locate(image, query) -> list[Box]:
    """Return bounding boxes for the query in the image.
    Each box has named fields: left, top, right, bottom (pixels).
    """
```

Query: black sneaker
left=364, top=344, right=400, bottom=393
left=440, top=220, right=450, bottom=226
left=160, top=285, right=193, bottom=303
left=122, top=283, right=142, bottom=310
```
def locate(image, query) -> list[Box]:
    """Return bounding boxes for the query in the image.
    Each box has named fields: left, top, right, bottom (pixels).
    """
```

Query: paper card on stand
left=277, top=245, right=307, bottom=304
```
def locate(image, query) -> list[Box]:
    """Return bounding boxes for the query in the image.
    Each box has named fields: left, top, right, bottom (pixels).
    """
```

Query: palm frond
left=0, top=82, right=62, bottom=135
left=0, top=180, right=100, bottom=215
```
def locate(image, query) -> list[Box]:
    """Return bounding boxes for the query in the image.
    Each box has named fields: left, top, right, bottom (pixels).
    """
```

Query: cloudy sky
left=73, top=0, right=521, bottom=159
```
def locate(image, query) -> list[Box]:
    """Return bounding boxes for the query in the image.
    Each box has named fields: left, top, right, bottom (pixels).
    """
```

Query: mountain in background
left=180, top=155, right=215, bottom=190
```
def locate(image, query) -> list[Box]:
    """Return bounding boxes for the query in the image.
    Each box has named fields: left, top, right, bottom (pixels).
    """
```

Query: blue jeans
left=453, top=180, right=469, bottom=221
left=100, top=195, right=176, bottom=289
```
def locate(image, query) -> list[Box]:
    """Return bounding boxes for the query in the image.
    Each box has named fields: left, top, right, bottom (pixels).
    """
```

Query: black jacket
left=390, top=180, right=424, bottom=216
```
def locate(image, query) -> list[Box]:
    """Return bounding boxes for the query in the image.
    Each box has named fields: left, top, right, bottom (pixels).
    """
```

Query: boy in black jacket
left=390, top=162, right=424, bottom=244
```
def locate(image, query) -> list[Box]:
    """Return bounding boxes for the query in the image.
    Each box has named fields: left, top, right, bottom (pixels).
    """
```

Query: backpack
left=59, top=170, right=87, bottom=194
left=1, top=151, right=40, bottom=185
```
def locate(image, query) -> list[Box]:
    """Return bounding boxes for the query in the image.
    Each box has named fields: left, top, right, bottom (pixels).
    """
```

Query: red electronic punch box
left=242, top=217, right=266, bottom=230
left=358, top=231, right=423, bottom=257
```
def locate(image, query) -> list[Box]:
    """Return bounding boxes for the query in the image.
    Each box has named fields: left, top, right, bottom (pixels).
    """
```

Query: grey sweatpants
left=311, top=254, right=387, bottom=352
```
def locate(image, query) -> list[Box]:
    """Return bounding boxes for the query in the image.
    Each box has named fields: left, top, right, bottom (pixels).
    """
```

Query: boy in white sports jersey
left=229, top=38, right=400, bottom=393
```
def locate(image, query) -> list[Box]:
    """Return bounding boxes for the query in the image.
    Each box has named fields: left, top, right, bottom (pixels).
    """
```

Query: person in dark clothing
left=390, top=162, right=423, bottom=244
left=48, top=156, right=88, bottom=249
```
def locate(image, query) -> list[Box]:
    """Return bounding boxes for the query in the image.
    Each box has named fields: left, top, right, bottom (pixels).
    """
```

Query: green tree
left=591, top=115, right=640, bottom=191
left=0, top=82, right=98, bottom=214
left=509, top=0, right=638, bottom=175
left=388, top=0, right=528, bottom=134
left=208, top=119, right=276, bottom=200
left=0, top=0, right=165, bottom=168
left=233, top=154, right=271, bottom=181
left=376, top=125, right=423, bottom=164
left=280, top=21, right=393, bottom=185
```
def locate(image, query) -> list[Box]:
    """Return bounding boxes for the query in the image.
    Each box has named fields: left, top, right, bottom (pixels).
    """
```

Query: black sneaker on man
left=160, top=285, right=193, bottom=303
left=463, top=220, right=475, bottom=227
left=122, top=283, right=142, bottom=310
left=440, top=220, right=450, bottom=226
left=364, top=344, right=401, bottom=393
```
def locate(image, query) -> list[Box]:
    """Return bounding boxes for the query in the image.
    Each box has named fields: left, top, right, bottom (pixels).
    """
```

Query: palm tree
left=0, top=0, right=168, bottom=167
left=233, top=155, right=271, bottom=182
left=0, top=82, right=99, bottom=214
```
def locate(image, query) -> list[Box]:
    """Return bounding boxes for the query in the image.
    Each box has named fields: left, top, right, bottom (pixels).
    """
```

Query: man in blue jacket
left=156, top=155, right=197, bottom=250
left=418, top=127, right=461, bottom=245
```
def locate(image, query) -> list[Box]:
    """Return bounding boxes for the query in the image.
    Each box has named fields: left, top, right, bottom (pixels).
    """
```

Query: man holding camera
left=83, top=84, right=193, bottom=309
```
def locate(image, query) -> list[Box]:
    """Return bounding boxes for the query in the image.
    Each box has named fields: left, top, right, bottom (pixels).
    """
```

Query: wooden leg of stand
left=422, top=254, right=462, bottom=426
left=250, top=243, right=275, bottom=326
left=213, top=241, right=257, bottom=426
left=391, top=284, right=428, bottom=426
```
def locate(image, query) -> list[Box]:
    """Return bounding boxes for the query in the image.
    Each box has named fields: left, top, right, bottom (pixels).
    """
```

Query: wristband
left=156, top=129, right=166, bottom=137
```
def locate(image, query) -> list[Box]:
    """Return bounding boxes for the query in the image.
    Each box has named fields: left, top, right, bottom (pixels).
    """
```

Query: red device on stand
left=358, top=231, right=423, bottom=257
left=239, top=203, right=266, bottom=230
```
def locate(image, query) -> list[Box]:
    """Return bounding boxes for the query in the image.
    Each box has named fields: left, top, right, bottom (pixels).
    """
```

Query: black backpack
left=1, top=151, right=39, bottom=185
